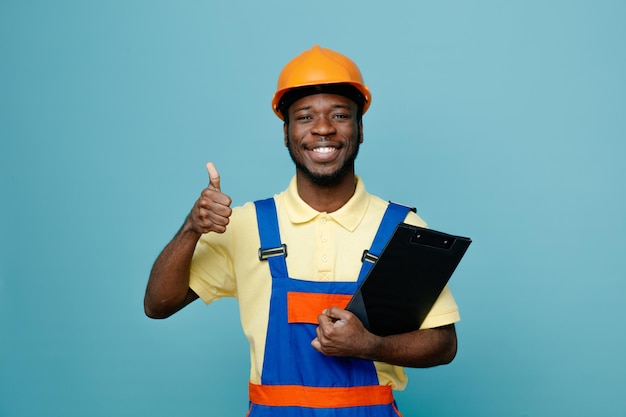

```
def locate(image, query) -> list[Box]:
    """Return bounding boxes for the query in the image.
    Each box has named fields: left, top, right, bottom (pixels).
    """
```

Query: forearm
left=367, top=324, right=457, bottom=368
left=313, top=307, right=458, bottom=368
left=144, top=219, right=201, bottom=319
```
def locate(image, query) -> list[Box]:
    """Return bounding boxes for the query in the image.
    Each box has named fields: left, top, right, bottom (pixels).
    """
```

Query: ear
left=358, top=120, right=364, bottom=144
left=283, top=123, right=289, bottom=147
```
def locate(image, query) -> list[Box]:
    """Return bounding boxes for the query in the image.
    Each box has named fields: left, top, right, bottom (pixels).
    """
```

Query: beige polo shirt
left=189, top=176, right=460, bottom=390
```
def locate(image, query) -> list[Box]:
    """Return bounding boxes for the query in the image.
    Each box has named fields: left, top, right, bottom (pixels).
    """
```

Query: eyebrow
left=293, top=105, right=312, bottom=113
left=293, top=103, right=352, bottom=113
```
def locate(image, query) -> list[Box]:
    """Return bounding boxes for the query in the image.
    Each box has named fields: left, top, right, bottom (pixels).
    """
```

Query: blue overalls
left=247, top=198, right=412, bottom=417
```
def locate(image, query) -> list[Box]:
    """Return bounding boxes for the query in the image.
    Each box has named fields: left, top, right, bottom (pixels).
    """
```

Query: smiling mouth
left=312, top=147, right=336, bottom=154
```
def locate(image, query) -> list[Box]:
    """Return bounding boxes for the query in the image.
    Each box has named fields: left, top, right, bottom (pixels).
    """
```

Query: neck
left=295, top=171, right=357, bottom=213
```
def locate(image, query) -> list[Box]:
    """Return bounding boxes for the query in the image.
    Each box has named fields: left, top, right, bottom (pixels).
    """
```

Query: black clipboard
left=346, top=223, right=471, bottom=336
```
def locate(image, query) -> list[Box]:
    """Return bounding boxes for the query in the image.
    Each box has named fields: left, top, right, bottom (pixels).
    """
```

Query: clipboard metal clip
left=361, top=250, right=379, bottom=264
left=258, top=244, right=288, bottom=261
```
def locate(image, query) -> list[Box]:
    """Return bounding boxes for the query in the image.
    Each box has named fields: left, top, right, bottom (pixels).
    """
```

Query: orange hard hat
left=272, top=45, right=372, bottom=120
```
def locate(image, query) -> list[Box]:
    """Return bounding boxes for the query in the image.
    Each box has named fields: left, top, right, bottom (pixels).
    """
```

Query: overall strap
left=357, top=202, right=414, bottom=282
left=254, top=198, right=288, bottom=278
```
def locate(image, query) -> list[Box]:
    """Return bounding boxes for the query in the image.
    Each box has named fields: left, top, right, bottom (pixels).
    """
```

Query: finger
left=311, top=337, right=322, bottom=352
left=325, top=306, right=344, bottom=320
left=206, top=162, right=221, bottom=192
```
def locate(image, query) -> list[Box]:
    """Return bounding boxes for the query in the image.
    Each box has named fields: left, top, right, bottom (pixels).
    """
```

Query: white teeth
left=313, top=147, right=334, bottom=154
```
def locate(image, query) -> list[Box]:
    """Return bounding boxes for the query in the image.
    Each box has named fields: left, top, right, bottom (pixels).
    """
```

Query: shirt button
left=321, top=236, right=328, bottom=242
left=320, top=218, right=327, bottom=224
left=321, top=256, right=328, bottom=263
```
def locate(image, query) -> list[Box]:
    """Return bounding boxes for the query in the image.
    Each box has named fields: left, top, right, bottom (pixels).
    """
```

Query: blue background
left=2, top=1, right=625, bottom=416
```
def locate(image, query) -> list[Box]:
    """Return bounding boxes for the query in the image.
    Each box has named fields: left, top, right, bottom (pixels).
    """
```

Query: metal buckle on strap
left=258, top=244, right=288, bottom=261
left=361, top=250, right=379, bottom=264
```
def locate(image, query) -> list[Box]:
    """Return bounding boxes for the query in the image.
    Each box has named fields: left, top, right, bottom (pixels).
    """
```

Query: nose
left=311, top=116, right=336, bottom=137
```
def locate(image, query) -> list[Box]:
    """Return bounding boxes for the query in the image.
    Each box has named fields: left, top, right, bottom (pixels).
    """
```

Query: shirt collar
left=283, top=175, right=370, bottom=232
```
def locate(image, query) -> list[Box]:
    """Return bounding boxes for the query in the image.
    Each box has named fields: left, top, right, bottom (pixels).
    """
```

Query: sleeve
left=402, top=210, right=461, bottom=329
left=419, top=285, right=460, bottom=329
left=189, top=227, right=238, bottom=304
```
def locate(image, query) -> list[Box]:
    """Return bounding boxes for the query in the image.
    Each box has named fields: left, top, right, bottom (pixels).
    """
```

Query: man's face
left=284, top=93, right=363, bottom=187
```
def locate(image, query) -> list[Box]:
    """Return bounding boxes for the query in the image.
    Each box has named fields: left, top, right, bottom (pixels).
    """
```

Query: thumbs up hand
left=186, top=162, right=233, bottom=235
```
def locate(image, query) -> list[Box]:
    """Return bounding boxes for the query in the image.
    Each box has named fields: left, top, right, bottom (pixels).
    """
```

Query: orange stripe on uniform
left=249, top=382, right=395, bottom=408
left=287, top=292, right=353, bottom=324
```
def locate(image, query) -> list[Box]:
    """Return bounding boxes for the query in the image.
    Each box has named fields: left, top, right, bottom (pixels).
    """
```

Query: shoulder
left=366, top=193, right=428, bottom=228
left=227, top=201, right=257, bottom=226
left=233, top=195, right=283, bottom=219
left=229, top=195, right=285, bottom=231
left=404, top=210, right=428, bottom=228
left=232, top=200, right=259, bottom=218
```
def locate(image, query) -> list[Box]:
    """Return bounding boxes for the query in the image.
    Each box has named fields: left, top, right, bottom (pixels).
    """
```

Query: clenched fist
left=185, top=162, right=233, bottom=235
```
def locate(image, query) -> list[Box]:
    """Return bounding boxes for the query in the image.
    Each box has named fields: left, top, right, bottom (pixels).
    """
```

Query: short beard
left=286, top=135, right=360, bottom=187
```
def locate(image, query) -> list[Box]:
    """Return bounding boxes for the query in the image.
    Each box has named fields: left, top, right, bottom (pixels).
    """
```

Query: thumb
left=206, top=162, right=221, bottom=192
